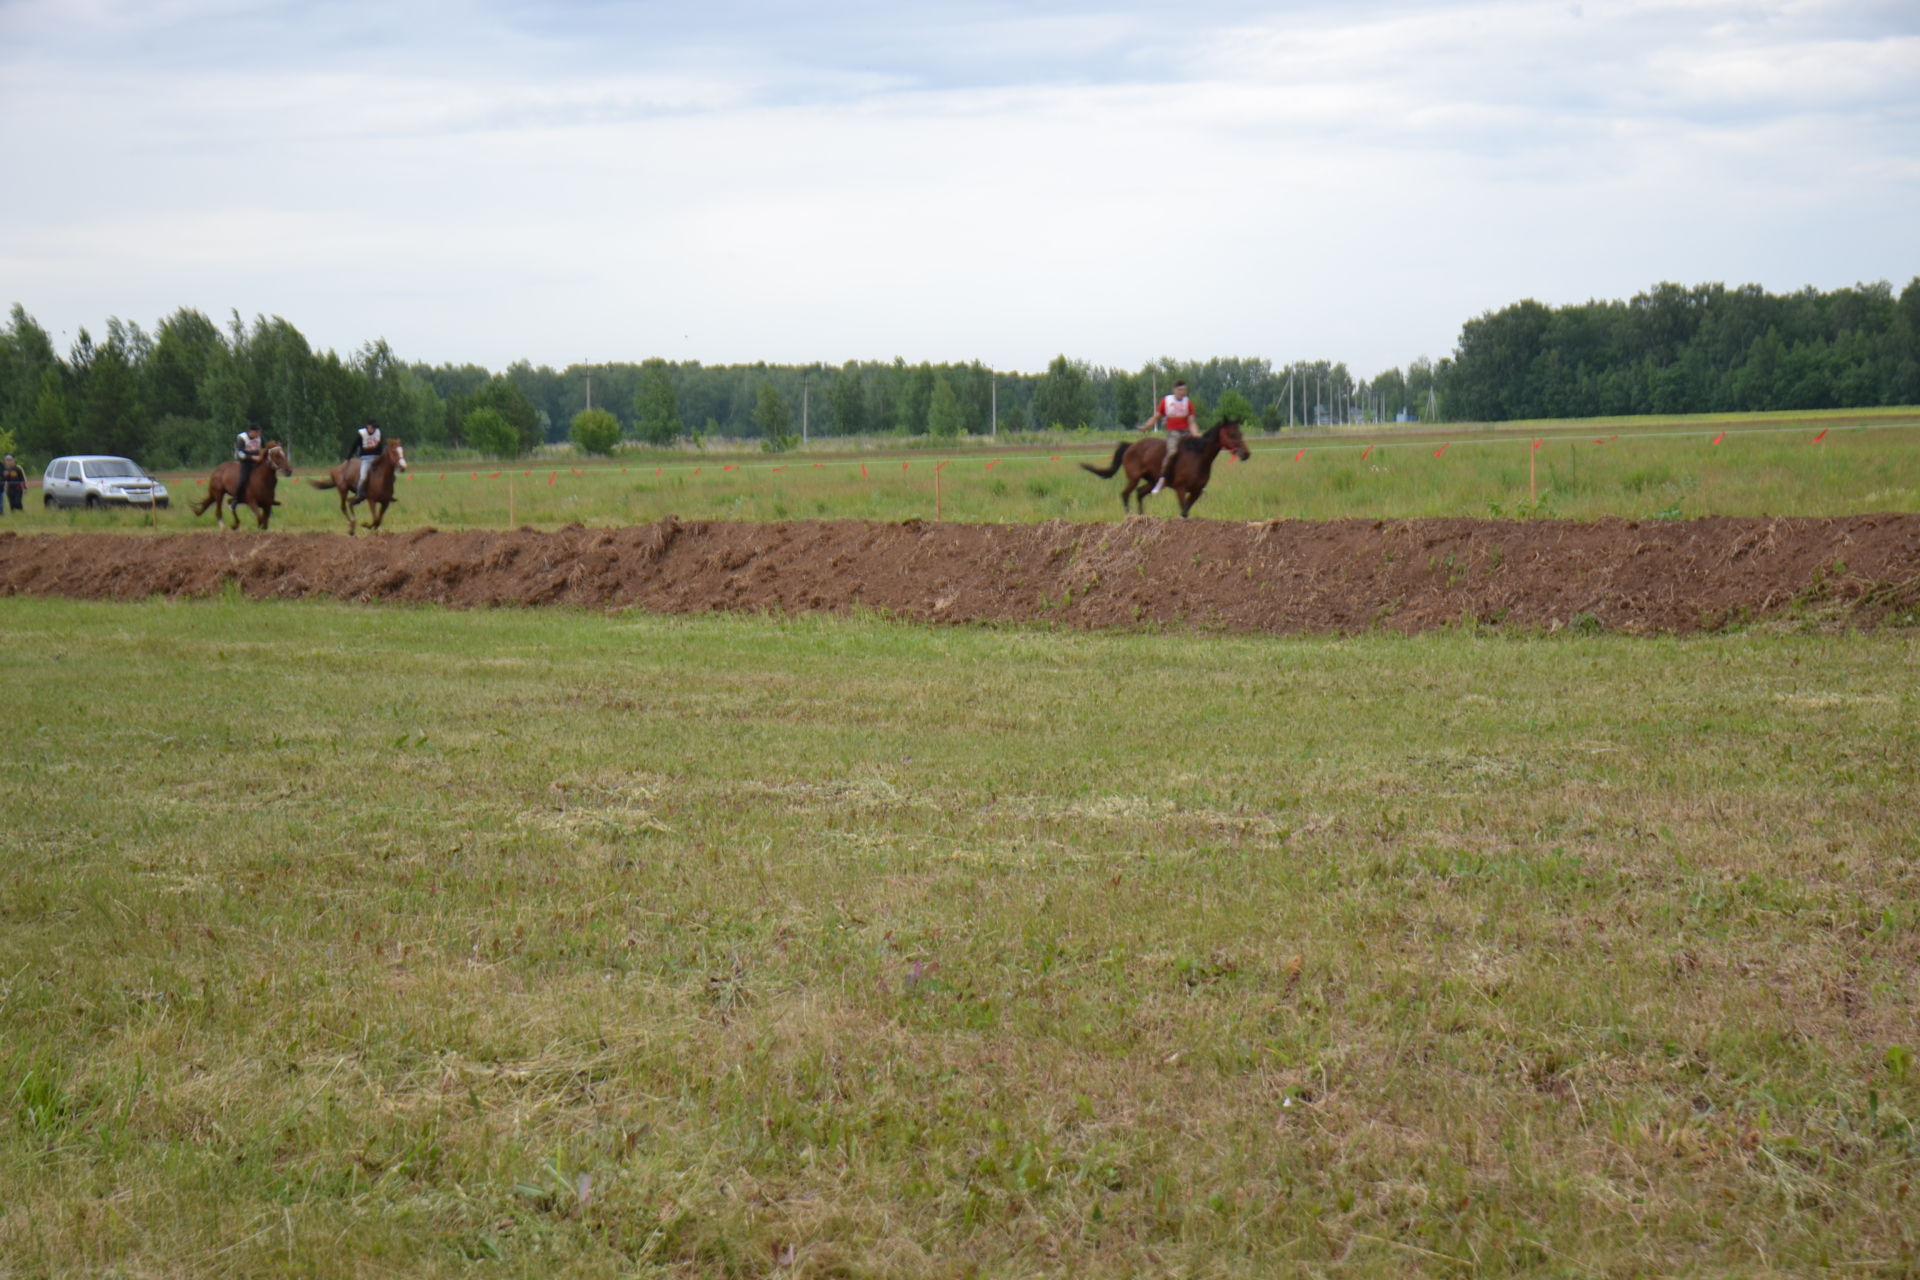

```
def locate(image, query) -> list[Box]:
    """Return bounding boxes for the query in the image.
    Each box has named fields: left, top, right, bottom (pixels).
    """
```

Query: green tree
left=753, top=383, right=793, bottom=445
left=19, top=369, right=74, bottom=458
left=632, top=359, right=682, bottom=446
left=926, top=375, right=965, bottom=438
left=464, top=377, right=542, bottom=455
left=570, top=407, right=622, bottom=455
left=71, top=325, right=146, bottom=458
left=1032, top=355, right=1094, bottom=429
left=1212, top=389, right=1255, bottom=427
left=145, top=308, right=224, bottom=422
left=828, top=363, right=867, bottom=435
left=1, top=307, right=63, bottom=453
left=898, top=362, right=935, bottom=434
left=463, top=407, right=519, bottom=458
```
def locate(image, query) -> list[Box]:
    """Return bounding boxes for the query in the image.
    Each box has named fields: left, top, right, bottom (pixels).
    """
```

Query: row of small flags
left=183, top=427, right=1841, bottom=485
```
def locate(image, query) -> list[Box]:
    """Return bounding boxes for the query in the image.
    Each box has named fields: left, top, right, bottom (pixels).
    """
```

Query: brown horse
left=191, top=441, right=294, bottom=530
left=1081, top=418, right=1251, bottom=516
left=311, top=438, right=408, bottom=535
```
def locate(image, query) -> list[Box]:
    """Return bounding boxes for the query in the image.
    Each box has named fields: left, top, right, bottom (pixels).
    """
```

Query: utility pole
left=802, top=374, right=809, bottom=445
left=990, top=379, right=997, bottom=439
left=585, top=370, right=593, bottom=413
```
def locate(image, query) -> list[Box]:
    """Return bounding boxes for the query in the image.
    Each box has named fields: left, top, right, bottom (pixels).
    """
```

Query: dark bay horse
left=1081, top=418, right=1251, bottom=517
left=311, top=438, right=407, bottom=535
left=192, top=442, right=294, bottom=530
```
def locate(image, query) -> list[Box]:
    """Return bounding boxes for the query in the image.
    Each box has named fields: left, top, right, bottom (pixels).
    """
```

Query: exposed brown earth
left=2, top=515, right=1917, bottom=633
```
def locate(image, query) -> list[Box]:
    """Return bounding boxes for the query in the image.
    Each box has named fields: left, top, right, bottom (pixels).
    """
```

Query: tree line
left=3, top=279, right=1915, bottom=466
left=1443, top=280, right=1920, bottom=420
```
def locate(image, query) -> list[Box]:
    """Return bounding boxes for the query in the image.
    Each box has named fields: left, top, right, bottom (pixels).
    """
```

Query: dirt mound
left=2, top=516, right=1916, bottom=633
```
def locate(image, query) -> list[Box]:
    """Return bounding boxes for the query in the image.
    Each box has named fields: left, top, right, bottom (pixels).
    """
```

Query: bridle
left=1217, top=421, right=1250, bottom=461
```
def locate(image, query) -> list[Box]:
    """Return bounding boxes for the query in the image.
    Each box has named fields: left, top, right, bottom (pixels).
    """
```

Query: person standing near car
left=233, top=422, right=265, bottom=506
left=1, top=454, right=26, bottom=514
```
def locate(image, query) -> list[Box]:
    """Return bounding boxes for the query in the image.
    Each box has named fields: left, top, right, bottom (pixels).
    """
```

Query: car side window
left=50, top=461, right=69, bottom=481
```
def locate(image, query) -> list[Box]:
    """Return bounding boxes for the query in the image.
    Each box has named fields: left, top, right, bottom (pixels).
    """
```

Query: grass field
left=2, top=597, right=1916, bottom=1276
left=9, top=407, right=1918, bottom=534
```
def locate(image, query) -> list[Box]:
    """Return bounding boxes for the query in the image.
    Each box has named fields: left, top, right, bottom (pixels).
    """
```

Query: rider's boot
left=1150, top=451, right=1175, bottom=495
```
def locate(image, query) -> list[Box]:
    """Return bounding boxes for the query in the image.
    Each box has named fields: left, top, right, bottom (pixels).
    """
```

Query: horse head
left=387, top=439, right=408, bottom=472
left=265, top=442, right=294, bottom=476
left=1216, top=418, right=1251, bottom=461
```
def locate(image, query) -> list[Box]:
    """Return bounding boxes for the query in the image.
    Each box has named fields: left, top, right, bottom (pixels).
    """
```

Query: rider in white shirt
left=233, top=422, right=265, bottom=504
left=351, top=418, right=382, bottom=505
left=1142, top=380, right=1199, bottom=495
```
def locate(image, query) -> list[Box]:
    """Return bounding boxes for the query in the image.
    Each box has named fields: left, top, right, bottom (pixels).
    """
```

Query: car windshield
left=82, top=459, right=145, bottom=479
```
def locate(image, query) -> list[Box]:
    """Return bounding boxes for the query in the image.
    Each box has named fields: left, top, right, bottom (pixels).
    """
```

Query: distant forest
left=1, top=278, right=1914, bottom=467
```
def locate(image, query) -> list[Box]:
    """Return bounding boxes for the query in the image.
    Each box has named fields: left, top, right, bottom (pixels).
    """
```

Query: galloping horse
left=1080, top=418, right=1251, bottom=517
left=311, top=438, right=408, bottom=535
left=191, top=441, right=294, bottom=530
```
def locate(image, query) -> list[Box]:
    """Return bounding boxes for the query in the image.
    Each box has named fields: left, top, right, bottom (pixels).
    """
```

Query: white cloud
left=0, top=0, right=1913, bottom=374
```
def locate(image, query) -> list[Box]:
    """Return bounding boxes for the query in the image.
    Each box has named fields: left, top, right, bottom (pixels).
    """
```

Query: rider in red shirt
left=1142, top=380, right=1198, bottom=494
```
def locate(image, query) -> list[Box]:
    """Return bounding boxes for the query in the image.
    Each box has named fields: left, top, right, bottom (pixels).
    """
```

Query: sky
left=1, top=0, right=1915, bottom=378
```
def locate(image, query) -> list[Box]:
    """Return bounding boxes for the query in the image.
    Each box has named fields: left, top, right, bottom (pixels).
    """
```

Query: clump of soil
left=2, top=515, right=1915, bottom=633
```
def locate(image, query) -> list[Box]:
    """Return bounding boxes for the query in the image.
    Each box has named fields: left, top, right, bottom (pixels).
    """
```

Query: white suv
left=42, top=456, right=170, bottom=509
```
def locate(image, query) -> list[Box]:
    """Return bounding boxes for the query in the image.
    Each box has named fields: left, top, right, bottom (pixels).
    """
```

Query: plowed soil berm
left=2, top=516, right=1916, bottom=633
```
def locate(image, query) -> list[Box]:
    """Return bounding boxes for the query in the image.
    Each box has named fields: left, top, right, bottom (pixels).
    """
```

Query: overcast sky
left=1, top=0, right=1914, bottom=377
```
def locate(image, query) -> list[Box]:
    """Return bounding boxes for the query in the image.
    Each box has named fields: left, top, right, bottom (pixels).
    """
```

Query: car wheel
left=85, top=495, right=100, bottom=509
left=43, top=493, right=54, bottom=509
left=156, top=499, right=170, bottom=510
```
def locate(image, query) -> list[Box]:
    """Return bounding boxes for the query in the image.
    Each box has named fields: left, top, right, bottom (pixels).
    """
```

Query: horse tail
left=309, top=477, right=338, bottom=490
left=1080, top=442, right=1129, bottom=479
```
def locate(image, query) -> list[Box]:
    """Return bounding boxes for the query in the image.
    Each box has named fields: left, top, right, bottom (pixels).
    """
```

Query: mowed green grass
left=2, top=597, right=1916, bottom=1277
left=13, top=408, right=1919, bottom=534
